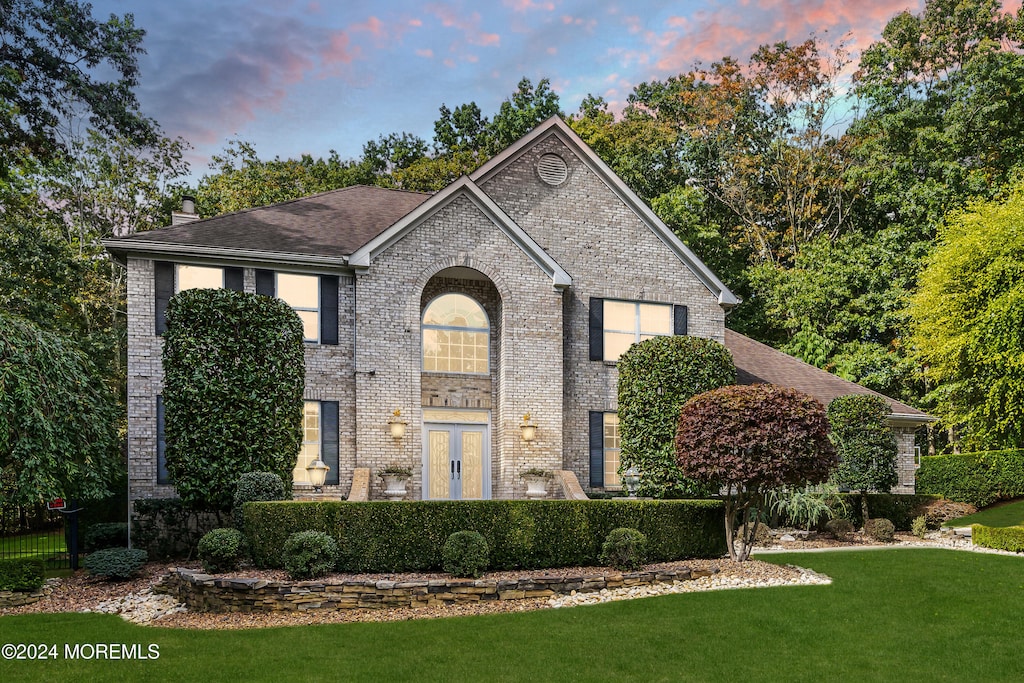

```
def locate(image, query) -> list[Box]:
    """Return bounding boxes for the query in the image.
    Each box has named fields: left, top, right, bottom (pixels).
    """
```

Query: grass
left=944, top=498, right=1024, bottom=528
left=2, top=548, right=1022, bottom=682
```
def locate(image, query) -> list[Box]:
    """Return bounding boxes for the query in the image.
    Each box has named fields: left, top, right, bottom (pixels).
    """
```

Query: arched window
left=422, top=294, right=489, bottom=374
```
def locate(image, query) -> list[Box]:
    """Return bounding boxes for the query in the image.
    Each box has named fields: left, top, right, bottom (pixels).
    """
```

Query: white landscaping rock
left=547, top=566, right=831, bottom=609
left=84, top=590, right=187, bottom=624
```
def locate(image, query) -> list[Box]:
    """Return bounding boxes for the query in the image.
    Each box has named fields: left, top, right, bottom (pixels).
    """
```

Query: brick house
left=105, top=116, right=930, bottom=505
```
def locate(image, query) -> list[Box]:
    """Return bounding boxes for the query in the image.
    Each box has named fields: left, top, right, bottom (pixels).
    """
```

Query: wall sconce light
left=623, top=466, right=641, bottom=498
left=520, top=412, right=537, bottom=442
left=388, top=409, right=408, bottom=440
left=307, top=458, right=329, bottom=493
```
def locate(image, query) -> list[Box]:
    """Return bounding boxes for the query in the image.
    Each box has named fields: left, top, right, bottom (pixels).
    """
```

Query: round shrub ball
left=83, top=547, right=148, bottom=580
left=600, top=527, right=648, bottom=571
left=283, top=531, right=338, bottom=580
left=442, top=531, right=489, bottom=578
left=825, top=518, right=854, bottom=540
left=197, top=528, right=247, bottom=573
left=864, top=518, right=896, bottom=543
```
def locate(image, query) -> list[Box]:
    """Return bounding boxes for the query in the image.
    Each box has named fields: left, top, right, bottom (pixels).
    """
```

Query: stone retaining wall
left=155, top=566, right=715, bottom=613
left=0, top=588, right=46, bottom=608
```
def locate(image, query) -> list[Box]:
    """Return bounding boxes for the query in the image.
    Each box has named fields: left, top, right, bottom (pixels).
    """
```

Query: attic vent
left=537, top=153, right=568, bottom=186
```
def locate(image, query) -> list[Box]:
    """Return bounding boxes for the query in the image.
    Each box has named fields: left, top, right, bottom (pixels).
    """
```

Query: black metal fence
left=0, top=502, right=78, bottom=570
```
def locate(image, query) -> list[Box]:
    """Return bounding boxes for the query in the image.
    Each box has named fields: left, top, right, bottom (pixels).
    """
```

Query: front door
left=424, top=423, right=489, bottom=500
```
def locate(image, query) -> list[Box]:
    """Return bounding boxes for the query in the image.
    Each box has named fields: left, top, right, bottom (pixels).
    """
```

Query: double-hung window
left=602, top=300, right=673, bottom=361
left=175, top=264, right=224, bottom=292
left=589, top=411, right=622, bottom=489
left=276, top=273, right=320, bottom=342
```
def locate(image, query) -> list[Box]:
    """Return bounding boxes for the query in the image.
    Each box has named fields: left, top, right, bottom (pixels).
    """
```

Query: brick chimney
left=171, top=195, right=200, bottom=226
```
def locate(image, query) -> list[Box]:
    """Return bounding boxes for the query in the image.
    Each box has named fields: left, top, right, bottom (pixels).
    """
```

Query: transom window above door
left=422, top=293, right=489, bottom=374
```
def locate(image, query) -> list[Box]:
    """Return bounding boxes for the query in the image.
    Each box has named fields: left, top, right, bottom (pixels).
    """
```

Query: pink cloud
left=425, top=4, right=501, bottom=47
left=416, top=48, right=434, bottom=58
left=504, top=0, right=556, bottom=11
left=322, top=31, right=359, bottom=66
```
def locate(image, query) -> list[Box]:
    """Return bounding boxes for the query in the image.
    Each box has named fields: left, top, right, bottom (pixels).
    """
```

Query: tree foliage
left=0, top=0, right=156, bottom=173
left=162, top=289, right=305, bottom=512
left=908, top=183, right=1024, bottom=449
left=675, top=384, right=837, bottom=561
left=617, top=336, right=735, bottom=498
left=0, top=312, right=120, bottom=504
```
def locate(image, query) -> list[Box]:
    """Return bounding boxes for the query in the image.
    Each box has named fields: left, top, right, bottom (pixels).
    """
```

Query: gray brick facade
left=115, top=116, right=925, bottom=508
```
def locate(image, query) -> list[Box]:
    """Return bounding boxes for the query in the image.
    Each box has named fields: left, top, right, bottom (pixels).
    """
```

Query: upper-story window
left=602, top=300, right=673, bottom=361
left=176, top=264, right=223, bottom=292
left=422, top=293, right=489, bottom=374
left=277, top=273, right=320, bottom=342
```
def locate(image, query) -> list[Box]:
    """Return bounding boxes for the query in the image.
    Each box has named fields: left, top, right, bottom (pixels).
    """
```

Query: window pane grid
left=604, top=413, right=621, bottom=489
left=422, top=294, right=489, bottom=375
left=277, top=273, right=320, bottom=343
left=293, top=402, right=320, bottom=485
left=603, top=300, right=673, bottom=361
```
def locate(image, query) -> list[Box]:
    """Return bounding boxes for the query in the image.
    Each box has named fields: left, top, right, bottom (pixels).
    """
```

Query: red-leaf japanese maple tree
left=675, top=385, right=838, bottom=561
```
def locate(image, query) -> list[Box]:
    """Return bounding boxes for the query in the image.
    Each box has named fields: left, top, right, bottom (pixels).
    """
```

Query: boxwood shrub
left=972, top=525, right=1024, bottom=553
left=0, top=558, right=45, bottom=592
left=83, top=548, right=148, bottom=580
left=242, top=499, right=726, bottom=572
left=916, top=450, right=1024, bottom=507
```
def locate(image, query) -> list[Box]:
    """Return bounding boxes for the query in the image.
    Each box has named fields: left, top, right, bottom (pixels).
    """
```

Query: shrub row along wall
left=972, top=525, right=1024, bottom=553
left=916, top=450, right=1024, bottom=507
left=836, top=494, right=941, bottom=531
left=243, top=499, right=726, bottom=572
left=156, top=566, right=715, bottom=613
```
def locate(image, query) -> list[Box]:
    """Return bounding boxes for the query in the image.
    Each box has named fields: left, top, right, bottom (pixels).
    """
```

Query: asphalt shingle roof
left=724, top=328, right=930, bottom=421
left=109, top=185, right=431, bottom=257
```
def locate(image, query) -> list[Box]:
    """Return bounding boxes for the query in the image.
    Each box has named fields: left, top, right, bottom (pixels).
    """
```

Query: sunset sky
left=90, top=0, right=1023, bottom=175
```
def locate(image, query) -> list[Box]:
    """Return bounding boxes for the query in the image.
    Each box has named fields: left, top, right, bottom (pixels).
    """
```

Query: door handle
left=451, top=461, right=455, bottom=479
left=456, top=461, right=461, bottom=479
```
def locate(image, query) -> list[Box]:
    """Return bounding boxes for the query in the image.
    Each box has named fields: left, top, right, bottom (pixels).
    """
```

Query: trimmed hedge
left=0, top=558, right=45, bottom=592
left=916, top=450, right=1024, bottom=507
left=836, top=494, right=940, bottom=531
left=242, top=499, right=726, bottom=572
left=82, top=522, right=129, bottom=552
left=972, top=525, right=1024, bottom=553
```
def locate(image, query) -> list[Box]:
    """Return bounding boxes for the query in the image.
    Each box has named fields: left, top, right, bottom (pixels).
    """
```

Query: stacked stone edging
left=155, top=566, right=717, bottom=613
left=0, top=587, right=47, bottom=608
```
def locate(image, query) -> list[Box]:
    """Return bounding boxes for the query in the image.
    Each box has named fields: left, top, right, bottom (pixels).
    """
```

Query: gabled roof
left=349, top=176, right=572, bottom=289
left=724, top=329, right=933, bottom=425
left=104, top=185, right=431, bottom=266
left=470, top=116, right=740, bottom=307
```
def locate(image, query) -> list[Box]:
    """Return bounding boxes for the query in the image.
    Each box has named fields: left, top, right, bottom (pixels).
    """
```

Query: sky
left=91, top=0, right=1023, bottom=177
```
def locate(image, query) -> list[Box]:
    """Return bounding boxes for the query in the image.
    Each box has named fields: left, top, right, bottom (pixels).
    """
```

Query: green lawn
left=0, top=530, right=67, bottom=564
left=2, top=548, right=1022, bottom=682
left=944, top=498, right=1024, bottom=528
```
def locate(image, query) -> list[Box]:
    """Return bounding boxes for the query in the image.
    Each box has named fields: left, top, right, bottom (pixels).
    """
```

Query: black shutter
left=255, top=269, right=275, bottom=296
left=224, top=267, right=244, bottom=291
left=589, top=297, right=604, bottom=361
left=157, top=396, right=170, bottom=485
left=673, top=305, right=688, bottom=336
left=589, top=411, right=604, bottom=488
left=321, top=401, right=339, bottom=486
left=154, top=261, right=174, bottom=335
left=319, top=275, right=339, bottom=345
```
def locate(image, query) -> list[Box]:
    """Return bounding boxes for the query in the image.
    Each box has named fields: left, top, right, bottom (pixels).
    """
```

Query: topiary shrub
left=911, top=515, right=929, bottom=539
left=233, top=472, right=289, bottom=527
left=618, top=335, right=735, bottom=498
left=864, top=518, right=896, bottom=543
left=163, top=288, right=305, bottom=513
left=442, top=531, right=490, bottom=578
left=197, top=528, right=247, bottom=573
left=82, top=522, right=128, bottom=552
left=825, top=518, right=854, bottom=540
left=283, top=530, right=337, bottom=580
left=600, top=527, right=648, bottom=571
left=828, top=394, right=898, bottom=524
left=83, top=547, right=148, bottom=580
left=0, top=558, right=45, bottom=592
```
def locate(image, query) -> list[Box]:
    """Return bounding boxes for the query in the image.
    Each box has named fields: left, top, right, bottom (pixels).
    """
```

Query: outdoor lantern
left=307, top=458, right=329, bottom=492
left=389, top=420, right=407, bottom=439
left=623, top=466, right=641, bottom=498
left=520, top=412, right=537, bottom=442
